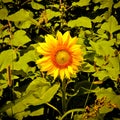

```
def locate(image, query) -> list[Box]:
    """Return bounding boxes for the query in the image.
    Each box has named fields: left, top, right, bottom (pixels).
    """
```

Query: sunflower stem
left=61, top=79, right=67, bottom=114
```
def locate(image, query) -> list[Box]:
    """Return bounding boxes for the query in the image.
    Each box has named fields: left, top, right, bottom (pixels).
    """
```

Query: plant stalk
left=61, top=79, right=67, bottom=114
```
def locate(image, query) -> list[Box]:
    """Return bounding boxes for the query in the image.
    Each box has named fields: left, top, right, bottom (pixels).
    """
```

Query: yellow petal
left=68, top=66, right=73, bottom=74
left=63, top=31, right=70, bottom=44
left=65, top=69, right=70, bottom=79
left=57, top=31, right=63, bottom=45
left=59, top=69, right=65, bottom=80
left=67, top=37, right=77, bottom=47
left=37, top=46, right=49, bottom=55
left=41, top=62, right=53, bottom=71
left=45, top=35, right=57, bottom=47
left=70, top=45, right=81, bottom=52
left=36, top=56, right=50, bottom=64
left=53, top=68, right=59, bottom=79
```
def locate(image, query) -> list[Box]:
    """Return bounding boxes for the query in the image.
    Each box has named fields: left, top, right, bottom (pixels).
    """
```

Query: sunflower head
left=36, top=31, right=83, bottom=81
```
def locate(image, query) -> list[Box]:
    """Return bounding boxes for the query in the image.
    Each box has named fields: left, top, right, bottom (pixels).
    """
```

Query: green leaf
left=14, top=50, right=36, bottom=72
left=90, top=40, right=115, bottom=56
left=82, top=62, right=95, bottom=72
left=0, top=49, right=16, bottom=71
left=94, top=87, right=120, bottom=109
left=0, top=8, right=8, bottom=20
left=94, top=56, right=106, bottom=66
left=15, top=20, right=32, bottom=29
left=72, top=0, right=90, bottom=7
left=2, top=0, right=13, bottom=3
left=30, top=107, right=44, bottom=116
left=12, top=30, right=31, bottom=46
left=102, top=57, right=120, bottom=80
left=100, top=0, right=113, bottom=9
left=93, top=55, right=120, bottom=81
left=114, top=1, right=120, bottom=8
left=6, top=103, right=30, bottom=120
left=68, top=17, right=92, bottom=28
left=46, top=9, right=61, bottom=21
left=26, top=77, right=50, bottom=94
left=31, top=0, right=44, bottom=10
left=22, top=82, right=60, bottom=106
left=92, top=0, right=101, bottom=3
left=101, top=16, right=120, bottom=33
left=7, top=9, right=30, bottom=22
left=93, top=70, right=110, bottom=81
left=92, top=16, right=104, bottom=23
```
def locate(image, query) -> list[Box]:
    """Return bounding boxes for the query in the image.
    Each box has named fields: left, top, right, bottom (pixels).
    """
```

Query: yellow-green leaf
left=68, top=17, right=92, bottom=28
left=72, top=0, right=90, bottom=7
left=31, top=0, right=44, bottom=10
left=101, top=16, right=120, bottom=33
left=0, top=49, right=16, bottom=71
left=12, top=30, right=31, bottom=46
left=7, top=9, right=30, bottom=22
left=0, top=8, right=8, bottom=20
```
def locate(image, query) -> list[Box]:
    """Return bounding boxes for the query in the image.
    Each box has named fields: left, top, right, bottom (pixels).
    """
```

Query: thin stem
left=61, top=79, right=67, bottom=114
left=84, top=77, right=96, bottom=108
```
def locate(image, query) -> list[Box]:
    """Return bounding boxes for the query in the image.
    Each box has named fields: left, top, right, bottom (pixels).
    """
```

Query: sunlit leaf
left=12, top=30, right=31, bottom=46
left=114, top=1, right=120, bottom=8
left=92, top=16, right=104, bottom=23
left=68, top=17, right=92, bottom=28
left=2, top=0, right=13, bottom=3
left=0, top=8, right=8, bottom=20
left=100, top=0, right=113, bottom=9
left=6, top=103, right=30, bottom=120
left=0, top=49, right=16, bottom=71
left=72, top=0, right=90, bottom=7
left=90, top=40, right=115, bottom=56
left=93, top=70, right=109, bottom=80
left=26, top=77, right=50, bottom=94
left=101, top=16, right=120, bottom=33
left=30, top=107, right=44, bottom=116
left=31, top=0, right=44, bottom=10
left=93, top=87, right=120, bottom=109
left=82, top=62, right=95, bottom=72
left=46, top=9, right=61, bottom=21
left=14, top=50, right=36, bottom=72
left=92, top=0, right=101, bottom=3
left=23, top=82, right=60, bottom=106
left=7, top=9, right=30, bottom=21
left=15, top=20, right=32, bottom=28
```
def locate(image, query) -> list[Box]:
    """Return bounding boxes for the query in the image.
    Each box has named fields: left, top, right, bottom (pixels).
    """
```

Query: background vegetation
left=0, top=0, right=120, bottom=120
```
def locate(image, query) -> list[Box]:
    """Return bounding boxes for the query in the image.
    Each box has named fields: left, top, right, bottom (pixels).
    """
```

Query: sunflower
left=36, top=31, right=83, bottom=80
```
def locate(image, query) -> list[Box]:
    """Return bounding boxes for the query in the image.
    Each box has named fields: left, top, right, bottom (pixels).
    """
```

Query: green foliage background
left=0, top=0, right=120, bottom=120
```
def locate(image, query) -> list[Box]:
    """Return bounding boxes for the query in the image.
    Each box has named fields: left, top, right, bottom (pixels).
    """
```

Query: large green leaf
left=0, top=78, right=59, bottom=114
left=2, top=0, right=13, bottom=3
left=90, top=40, right=115, bottom=56
left=114, top=1, right=120, bottom=8
left=31, top=0, right=44, bottom=10
left=93, top=70, right=109, bottom=80
left=7, top=9, right=30, bottom=22
left=23, top=81, right=60, bottom=106
left=94, top=87, right=120, bottom=109
left=46, top=9, right=61, bottom=21
left=12, top=30, right=31, bottom=46
left=68, top=17, right=92, bottom=28
left=72, top=0, right=90, bottom=7
left=0, top=8, right=8, bottom=20
left=100, top=0, right=113, bottom=9
left=101, top=16, right=120, bottom=33
left=25, top=77, right=50, bottom=94
left=14, top=50, right=36, bottom=72
left=0, top=49, right=16, bottom=71
left=15, top=20, right=32, bottom=29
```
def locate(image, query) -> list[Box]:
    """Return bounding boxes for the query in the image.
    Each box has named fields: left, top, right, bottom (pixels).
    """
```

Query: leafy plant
left=0, top=0, right=120, bottom=120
